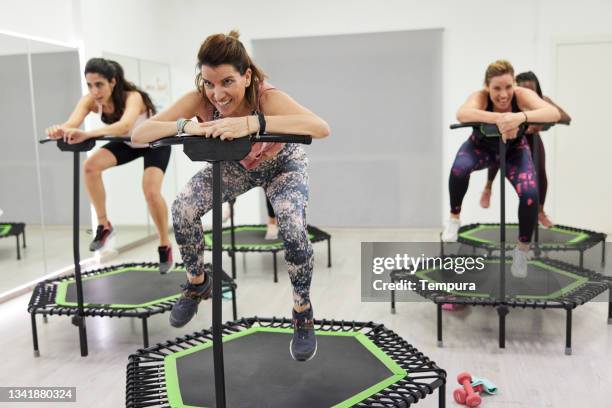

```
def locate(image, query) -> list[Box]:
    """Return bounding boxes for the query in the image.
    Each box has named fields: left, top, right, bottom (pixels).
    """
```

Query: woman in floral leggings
left=133, top=30, right=330, bottom=362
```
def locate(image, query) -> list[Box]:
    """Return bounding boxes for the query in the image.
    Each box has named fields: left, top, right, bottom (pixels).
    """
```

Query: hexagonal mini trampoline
left=456, top=223, right=606, bottom=268
left=203, top=224, right=331, bottom=282
left=390, top=257, right=611, bottom=354
left=126, top=318, right=447, bottom=407
left=28, top=262, right=237, bottom=354
left=0, top=222, right=26, bottom=260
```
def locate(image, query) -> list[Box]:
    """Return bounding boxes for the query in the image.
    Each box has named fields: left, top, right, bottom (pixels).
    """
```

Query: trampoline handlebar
left=149, top=133, right=312, bottom=148
left=39, top=136, right=132, bottom=144
left=449, top=121, right=569, bottom=130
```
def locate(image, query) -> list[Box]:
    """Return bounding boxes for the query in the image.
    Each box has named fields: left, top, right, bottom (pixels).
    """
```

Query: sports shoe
left=441, top=218, right=461, bottom=242
left=158, top=246, right=174, bottom=274
left=290, top=306, right=317, bottom=362
left=169, top=273, right=212, bottom=328
left=538, top=211, right=554, bottom=228
left=480, top=189, right=492, bottom=209
left=511, top=246, right=530, bottom=279
left=265, top=223, right=279, bottom=240
left=89, top=222, right=114, bottom=251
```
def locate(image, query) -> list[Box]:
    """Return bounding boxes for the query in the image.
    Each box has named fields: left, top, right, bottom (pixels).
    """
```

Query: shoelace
left=293, top=318, right=314, bottom=340
left=180, top=282, right=208, bottom=301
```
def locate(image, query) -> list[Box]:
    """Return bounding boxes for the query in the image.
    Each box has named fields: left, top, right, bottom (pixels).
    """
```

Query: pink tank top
left=202, top=82, right=284, bottom=170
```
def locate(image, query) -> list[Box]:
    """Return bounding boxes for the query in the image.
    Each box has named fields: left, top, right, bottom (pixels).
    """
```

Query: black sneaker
left=290, top=306, right=317, bottom=362
left=158, top=246, right=174, bottom=274
left=169, top=273, right=212, bottom=328
left=89, top=223, right=114, bottom=251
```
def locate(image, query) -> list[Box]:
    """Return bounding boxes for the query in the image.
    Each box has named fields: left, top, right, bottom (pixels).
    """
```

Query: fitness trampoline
left=130, top=134, right=447, bottom=407
left=455, top=223, right=606, bottom=269
left=390, top=256, right=611, bottom=354
left=203, top=220, right=331, bottom=282
left=28, top=262, right=237, bottom=354
left=126, top=318, right=447, bottom=408
left=0, top=222, right=26, bottom=260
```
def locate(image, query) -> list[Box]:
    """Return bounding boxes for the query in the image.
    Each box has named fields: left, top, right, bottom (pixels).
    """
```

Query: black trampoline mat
left=416, top=260, right=587, bottom=299
left=166, top=328, right=405, bottom=408
left=460, top=225, right=587, bottom=245
left=58, top=268, right=186, bottom=307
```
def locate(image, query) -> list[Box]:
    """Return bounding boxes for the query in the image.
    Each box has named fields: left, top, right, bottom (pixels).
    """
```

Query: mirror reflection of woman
left=45, top=58, right=174, bottom=274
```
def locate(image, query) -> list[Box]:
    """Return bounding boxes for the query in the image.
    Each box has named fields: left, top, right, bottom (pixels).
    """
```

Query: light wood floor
left=0, top=228, right=610, bottom=407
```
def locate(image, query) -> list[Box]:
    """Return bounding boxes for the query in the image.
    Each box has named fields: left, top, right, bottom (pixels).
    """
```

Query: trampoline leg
left=497, top=306, right=508, bottom=349
left=43, top=314, right=48, bottom=324
left=16, top=234, right=21, bottom=260
left=579, top=250, right=584, bottom=271
left=273, top=252, right=278, bottom=283
left=608, top=290, right=612, bottom=324
left=437, top=303, right=443, bottom=347
left=142, top=318, right=149, bottom=348
left=22, top=229, right=26, bottom=248
left=231, top=287, right=238, bottom=320
left=602, top=239, right=606, bottom=267
left=230, top=250, right=236, bottom=280
left=327, top=238, right=332, bottom=268
left=565, top=308, right=572, bottom=355
left=31, top=313, right=40, bottom=357
left=439, top=381, right=446, bottom=408
left=391, top=287, right=396, bottom=314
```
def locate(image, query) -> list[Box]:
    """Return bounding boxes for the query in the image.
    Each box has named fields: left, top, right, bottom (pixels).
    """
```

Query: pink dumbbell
left=453, top=372, right=482, bottom=407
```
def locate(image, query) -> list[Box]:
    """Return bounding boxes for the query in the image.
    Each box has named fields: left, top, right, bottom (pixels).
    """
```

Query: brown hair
left=195, top=30, right=266, bottom=111
left=484, top=60, right=515, bottom=85
left=85, top=58, right=156, bottom=124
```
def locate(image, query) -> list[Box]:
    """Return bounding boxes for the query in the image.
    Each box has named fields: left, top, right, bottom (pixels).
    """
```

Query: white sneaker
left=441, top=218, right=461, bottom=242
left=265, top=223, right=279, bottom=240
left=511, top=246, right=530, bottom=278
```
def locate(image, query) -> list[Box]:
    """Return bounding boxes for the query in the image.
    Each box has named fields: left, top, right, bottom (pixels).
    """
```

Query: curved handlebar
left=149, top=133, right=312, bottom=149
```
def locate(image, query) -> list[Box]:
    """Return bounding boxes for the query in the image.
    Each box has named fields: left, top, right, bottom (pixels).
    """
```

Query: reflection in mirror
left=0, top=34, right=47, bottom=294
left=30, top=39, right=88, bottom=280
left=81, top=53, right=176, bottom=261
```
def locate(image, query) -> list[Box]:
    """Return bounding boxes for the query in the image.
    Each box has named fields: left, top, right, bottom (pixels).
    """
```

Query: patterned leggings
left=449, top=134, right=539, bottom=243
left=172, top=144, right=313, bottom=307
left=486, top=133, right=548, bottom=206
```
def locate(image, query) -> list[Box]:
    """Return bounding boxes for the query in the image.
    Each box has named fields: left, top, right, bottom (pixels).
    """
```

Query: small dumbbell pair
left=453, top=372, right=482, bottom=407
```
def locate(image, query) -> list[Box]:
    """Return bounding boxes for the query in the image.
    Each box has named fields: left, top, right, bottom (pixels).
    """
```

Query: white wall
left=2, top=0, right=611, bottom=232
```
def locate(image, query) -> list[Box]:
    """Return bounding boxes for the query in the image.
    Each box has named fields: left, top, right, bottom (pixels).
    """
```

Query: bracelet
left=522, top=111, right=528, bottom=123
left=176, top=118, right=191, bottom=136
left=256, top=111, right=266, bottom=135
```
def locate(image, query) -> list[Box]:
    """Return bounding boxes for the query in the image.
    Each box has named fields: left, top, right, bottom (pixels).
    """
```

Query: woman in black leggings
left=479, top=71, right=571, bottom=228
left=442, top=60, right=561, bottom=277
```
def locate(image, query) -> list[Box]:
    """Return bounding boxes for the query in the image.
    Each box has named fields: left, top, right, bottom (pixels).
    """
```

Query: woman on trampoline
left=45, top=58, right=174, bottom=274
left=479, top=71, right=571, bottom=228
left=442, top=60, right=560, bottom=277
left=133, top=31, right=330, bottom=361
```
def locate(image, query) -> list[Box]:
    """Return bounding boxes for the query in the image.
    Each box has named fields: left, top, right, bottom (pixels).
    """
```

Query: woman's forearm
left=456, top=108, right=500, bottom=124
left=132, top=120, right=177, bottom=144
left=524, top=106, right=561, bottom=124
left=86, top=122, right=131, bottom=138
left=264, top=114, right=330, bottom=139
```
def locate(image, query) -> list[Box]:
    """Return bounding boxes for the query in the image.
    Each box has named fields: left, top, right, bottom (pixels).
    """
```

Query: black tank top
left=474, top=94, right=521, bottom=148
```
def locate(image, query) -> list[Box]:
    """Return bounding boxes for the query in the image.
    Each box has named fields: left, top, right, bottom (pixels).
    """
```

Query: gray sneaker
left=290, top=306, right=317, bottom=362
left=511, top=246, right=530, bottom=278
left=169, top=273, right=212, bottom=328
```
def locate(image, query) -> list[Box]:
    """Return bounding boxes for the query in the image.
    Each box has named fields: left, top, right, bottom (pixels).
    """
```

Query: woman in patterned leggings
left=441, top=60, right=560, bottom=278
left=133, top=30, right=330, bottom=362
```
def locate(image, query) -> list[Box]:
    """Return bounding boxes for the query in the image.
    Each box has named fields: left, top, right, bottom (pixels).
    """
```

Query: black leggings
left=265, top=196, right=276, bottom=218
left=449, top=134, right=539, bottom=243
left=487, top=133, right=547, bottom=206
